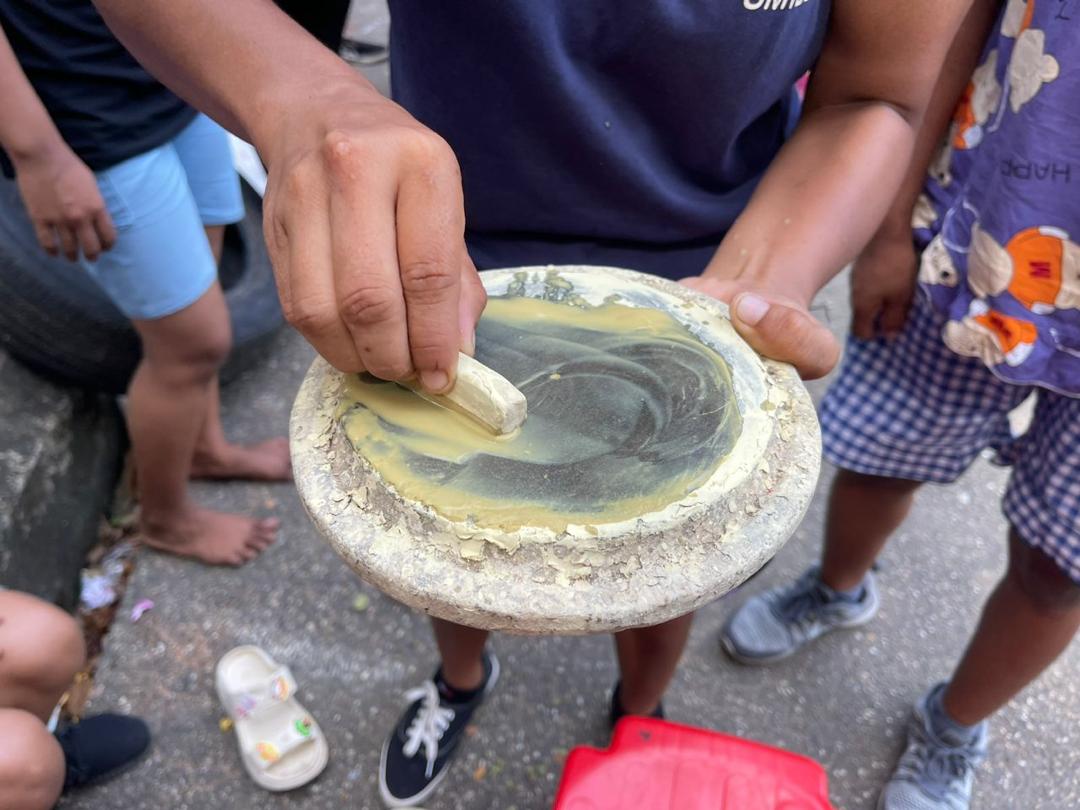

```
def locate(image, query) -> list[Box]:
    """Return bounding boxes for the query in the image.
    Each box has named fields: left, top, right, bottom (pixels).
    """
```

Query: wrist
left=6, top=128, right=69, bottom=169
left=873, top=211, right=916, bottom=244
left=248, top=69, right=383, bottom=162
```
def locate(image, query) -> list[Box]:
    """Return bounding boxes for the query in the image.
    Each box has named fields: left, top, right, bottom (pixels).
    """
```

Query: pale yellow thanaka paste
left=339, top=296, right=743, bottom=533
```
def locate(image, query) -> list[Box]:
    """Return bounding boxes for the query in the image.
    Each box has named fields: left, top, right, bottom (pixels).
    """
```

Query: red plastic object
left=553, top=717, right=835, bottom=810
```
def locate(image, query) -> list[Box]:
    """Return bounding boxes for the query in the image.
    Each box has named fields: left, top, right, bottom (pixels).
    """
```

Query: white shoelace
left=402, top=681, right=456, bottom=778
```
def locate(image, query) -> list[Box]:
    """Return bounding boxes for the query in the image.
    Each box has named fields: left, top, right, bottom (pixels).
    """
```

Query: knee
left=0, top=709, right=65, bottom=810
left=0, top=593, right=85, bottom=697
left=1008, top=532, right=1080, bottom=614
left=186, top=326, right=231, bottom=374
left=145, top=324, right=231, bottom=384
left=173, top=319, right=232, bottom=377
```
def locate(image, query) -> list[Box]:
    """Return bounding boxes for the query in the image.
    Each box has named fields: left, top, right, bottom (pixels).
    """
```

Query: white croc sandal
left=216, top=645, right=329, bottom=791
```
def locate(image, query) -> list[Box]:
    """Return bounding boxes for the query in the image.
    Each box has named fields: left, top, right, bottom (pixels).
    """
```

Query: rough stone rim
left=291, top=266, right=821, bottom=635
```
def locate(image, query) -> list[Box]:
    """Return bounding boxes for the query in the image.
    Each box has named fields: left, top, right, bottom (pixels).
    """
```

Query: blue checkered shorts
left=820, top=293, right=1080, bottom=585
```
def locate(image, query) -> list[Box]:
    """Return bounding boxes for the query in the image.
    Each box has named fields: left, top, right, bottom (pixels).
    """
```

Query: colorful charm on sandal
left=233, top=694, right=257, bottom=719
left=271, top=675, right=290, bottom=701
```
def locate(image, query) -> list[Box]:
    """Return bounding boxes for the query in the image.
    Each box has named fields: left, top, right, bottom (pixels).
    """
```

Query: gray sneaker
left=720, top=566, right=879, bottom=664
left=878, top=686, right=988, bottom=810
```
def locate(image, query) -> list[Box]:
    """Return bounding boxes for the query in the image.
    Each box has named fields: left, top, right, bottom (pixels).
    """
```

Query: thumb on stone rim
left=730, top=292, right=840, bottom=380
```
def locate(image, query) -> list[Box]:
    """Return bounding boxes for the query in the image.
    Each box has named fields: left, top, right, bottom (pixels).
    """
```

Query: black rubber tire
left=0, top=180, right=283, bottom=394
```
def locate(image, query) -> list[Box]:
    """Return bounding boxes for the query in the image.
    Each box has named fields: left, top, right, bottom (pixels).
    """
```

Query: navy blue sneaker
left=608, top=681, right=665, bottom=729
left=57, top=713, right=151, bottom=791
left=379, top=651, right=500, bottom=807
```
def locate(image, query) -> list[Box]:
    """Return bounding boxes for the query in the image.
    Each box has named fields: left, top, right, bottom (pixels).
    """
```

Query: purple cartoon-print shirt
left=915, top=0, right=1080, bottom=396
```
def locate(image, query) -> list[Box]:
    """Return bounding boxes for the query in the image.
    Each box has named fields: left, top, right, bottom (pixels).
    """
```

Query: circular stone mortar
left=291, top=265, right=821, bottom=635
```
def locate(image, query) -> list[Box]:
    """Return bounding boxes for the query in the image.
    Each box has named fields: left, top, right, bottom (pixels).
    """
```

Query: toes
left=233, top=529, right=268, bottom=563
left=247, top=530, right=275, bottom=551
left=231, top=547, right=258, bottom=565
left=257, top=517, right=280, bottom=533
left=253, top=518, right=279, bottom=544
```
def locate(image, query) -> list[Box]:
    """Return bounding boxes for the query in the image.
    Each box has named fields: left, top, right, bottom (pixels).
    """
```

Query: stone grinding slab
left=291, top=266, right=821, bottom=634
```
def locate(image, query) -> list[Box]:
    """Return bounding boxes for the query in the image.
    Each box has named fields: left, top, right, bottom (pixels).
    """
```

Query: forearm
left=0, top=28, right=67, bottom=164
left=709, top=100, right=915, bottom=306
left=706, top=0, right=974, bottom=306
left=92, top=0, right=373, bottom=154
left=876, top=0, right=1002, bottom=238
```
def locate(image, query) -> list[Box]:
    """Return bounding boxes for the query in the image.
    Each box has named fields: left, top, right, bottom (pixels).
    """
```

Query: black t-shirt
left=0, top=0, right=195, bottom=177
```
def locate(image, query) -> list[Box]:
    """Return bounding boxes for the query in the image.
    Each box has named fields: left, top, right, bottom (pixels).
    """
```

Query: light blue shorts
left=84, top=113, right=245, bottom=320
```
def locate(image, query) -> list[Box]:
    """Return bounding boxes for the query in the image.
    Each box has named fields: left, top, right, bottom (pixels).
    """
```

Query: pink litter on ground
left=130, top=599, right=155, bottom=622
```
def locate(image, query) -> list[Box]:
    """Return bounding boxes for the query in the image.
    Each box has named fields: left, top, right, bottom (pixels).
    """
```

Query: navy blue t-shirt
left=0, top=0, right=195, bottom=177
left=389, top=1, right=830, bottom=279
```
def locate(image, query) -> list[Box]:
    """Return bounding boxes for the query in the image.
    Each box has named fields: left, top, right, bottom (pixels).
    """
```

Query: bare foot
left=190, top=437, right=292, bottom=482
left=141, top=507, right=279, bottom=566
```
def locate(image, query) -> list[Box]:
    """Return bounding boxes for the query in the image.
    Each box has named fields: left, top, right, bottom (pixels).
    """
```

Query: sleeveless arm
left=707, top=0, right=979, bottom=300
left=694, top=0, right=980, bottom=376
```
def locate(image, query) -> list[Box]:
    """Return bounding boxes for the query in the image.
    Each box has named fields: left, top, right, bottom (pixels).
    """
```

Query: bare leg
left=203, top=224, right=225, bottom=263
left=0, top=709, right=65, bottom=810
left=190, top=378, right=292, bottom=481
left=942, top=528, right=1080, bottom=726
left=613, top=613, right=694, bottom=715
left=130, top=282, right=278, bottom=565
left=188, top=224, right=291, bottom=482
left=0, top=592, right=85, bottom=722
left=819, top=469, right=923, bottom=592
left=430, top=618, right=489, bottom=691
